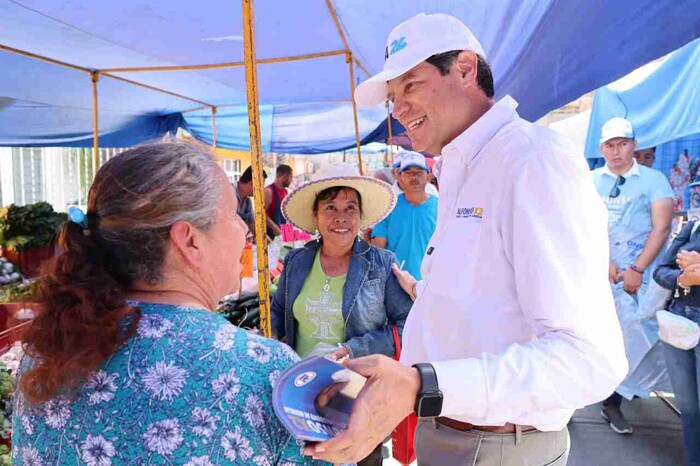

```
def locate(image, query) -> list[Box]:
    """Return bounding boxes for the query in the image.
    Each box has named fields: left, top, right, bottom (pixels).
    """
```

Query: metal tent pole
left=242, top=0, right=271, bottom=337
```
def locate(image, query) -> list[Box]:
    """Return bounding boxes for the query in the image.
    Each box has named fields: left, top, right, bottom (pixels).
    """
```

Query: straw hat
left=282, top=163, right=396, bottom=234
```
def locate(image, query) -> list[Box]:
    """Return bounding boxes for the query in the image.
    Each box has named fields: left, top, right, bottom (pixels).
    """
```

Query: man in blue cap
left=372, top=151, right=438, bottom=280
left=391, top=150, right=439, bottom=198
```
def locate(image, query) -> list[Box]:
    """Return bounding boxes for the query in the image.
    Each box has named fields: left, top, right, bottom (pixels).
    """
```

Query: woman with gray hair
left=13, top=142, right=313, bottom=465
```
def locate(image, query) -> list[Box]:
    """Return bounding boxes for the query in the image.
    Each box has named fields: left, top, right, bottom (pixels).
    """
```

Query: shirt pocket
left=427, top=219, right=483, bottom=303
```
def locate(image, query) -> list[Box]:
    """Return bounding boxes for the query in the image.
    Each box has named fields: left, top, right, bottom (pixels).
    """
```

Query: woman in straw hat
left=271, top=164, right=413, bottom=465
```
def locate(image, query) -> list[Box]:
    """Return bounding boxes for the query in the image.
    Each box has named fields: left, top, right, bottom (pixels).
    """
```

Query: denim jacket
left=271, top=239, right=413, bottom=357
left=654, top=220, right=700, bottom=310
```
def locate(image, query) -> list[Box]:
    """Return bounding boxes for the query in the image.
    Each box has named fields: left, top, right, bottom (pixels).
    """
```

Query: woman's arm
left=271, top=255, right=292, bottom=340
left=653, top=221, right=694, bottom=290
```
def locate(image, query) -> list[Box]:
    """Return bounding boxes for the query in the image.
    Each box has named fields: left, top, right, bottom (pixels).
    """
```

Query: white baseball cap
left=400, top=152, right=428, bottom=172
left=354, top=13, right=485, bottom=108
left=600, top=117, right=635, bottom=144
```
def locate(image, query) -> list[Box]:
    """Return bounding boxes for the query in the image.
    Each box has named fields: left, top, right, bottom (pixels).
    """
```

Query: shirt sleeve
left=650, top=171, right=675, bottom=202
left=431, top=151, right=628, bottom=422
left=371, top=217, right=388, bottom=239
left=653, top=221, right=693, bottom=290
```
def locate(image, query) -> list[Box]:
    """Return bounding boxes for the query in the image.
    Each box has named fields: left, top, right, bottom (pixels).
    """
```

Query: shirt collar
left=442, top=95, right=519, bottom=163
left=601, top=160, right=640, bottom=178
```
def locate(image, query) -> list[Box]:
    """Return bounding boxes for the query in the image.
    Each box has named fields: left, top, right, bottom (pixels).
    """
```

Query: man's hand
left=392, top=263, right=418, bottom=300
left=620, top=268, right=643, bottom=295
left=677, top=250, right=700, bottom=272
left=609, top=261, right=620, bottom=284
left=304, top=355, right=420, bottom=464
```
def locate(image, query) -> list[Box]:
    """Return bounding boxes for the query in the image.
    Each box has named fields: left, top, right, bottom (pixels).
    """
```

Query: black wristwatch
left=412, top=363, right=443, bottom=417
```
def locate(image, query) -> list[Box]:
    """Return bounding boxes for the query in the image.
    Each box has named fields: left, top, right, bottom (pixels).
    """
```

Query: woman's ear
left=169, top=220, right=204, bottom=269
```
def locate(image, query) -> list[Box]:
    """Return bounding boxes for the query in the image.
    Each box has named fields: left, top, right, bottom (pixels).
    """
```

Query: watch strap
left=412, top=363, right=443, bottom=417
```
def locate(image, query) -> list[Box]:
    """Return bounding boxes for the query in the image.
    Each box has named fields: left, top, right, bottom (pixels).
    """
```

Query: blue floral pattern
left=12, top=302, right=314, bottom=465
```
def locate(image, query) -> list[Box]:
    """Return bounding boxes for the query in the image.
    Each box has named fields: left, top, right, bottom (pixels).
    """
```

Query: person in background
left=391, top=150, right=439, bottom=198
left=265, top=164, right=293, bottom=237
left=592, top=117, right=674, bottom=435
left=373, top=167, right=395, bottom=185
left=305, top=13, right=627, bottom=465
left=372, top=152, right=438, bottom=280
left=422, top=156, right=439, bottom=191
left=634, top=146, right=656, bottom=168
left=234, top=165, right=267, bottom=238
left=653, top=221, right=700, bottom=466
left=13, top=142, right=312, bottom=465
left=272, top=164, right=413, bottom=466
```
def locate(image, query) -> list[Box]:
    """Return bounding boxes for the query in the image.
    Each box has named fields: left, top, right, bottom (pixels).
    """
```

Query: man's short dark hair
left=425, top=50, right=495, bottom=98
left=276, top=164, right=293, bottom=177
left=239, top=166, right=267, bottom=184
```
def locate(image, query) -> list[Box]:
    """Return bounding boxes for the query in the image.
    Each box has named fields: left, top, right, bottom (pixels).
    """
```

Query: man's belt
left=436, top=417, right=536, bottom=434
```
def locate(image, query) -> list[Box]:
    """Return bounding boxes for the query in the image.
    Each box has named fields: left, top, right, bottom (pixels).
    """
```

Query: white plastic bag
left=657, top=310, right=700, bottom=350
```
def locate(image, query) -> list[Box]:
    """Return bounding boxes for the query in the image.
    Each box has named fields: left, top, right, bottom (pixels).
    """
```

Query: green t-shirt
left=293, top=251, right=347, bottom=358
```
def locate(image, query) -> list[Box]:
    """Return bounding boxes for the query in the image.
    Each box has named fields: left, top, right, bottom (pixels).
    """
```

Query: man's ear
left=454, top=50, right=479, bottom=90
left=169, top=220, right=204, bottom=269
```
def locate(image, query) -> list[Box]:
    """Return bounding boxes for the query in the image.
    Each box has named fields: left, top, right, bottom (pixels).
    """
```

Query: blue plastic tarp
left=1, top=0, right=699, bottom=151
left=585, top=38, right=700, bottom=159
left=182, top=102, right=403, bottom=154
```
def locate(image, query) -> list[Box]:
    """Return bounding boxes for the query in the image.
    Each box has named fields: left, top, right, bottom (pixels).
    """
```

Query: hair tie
left=68, top=206, right=90, bottom=235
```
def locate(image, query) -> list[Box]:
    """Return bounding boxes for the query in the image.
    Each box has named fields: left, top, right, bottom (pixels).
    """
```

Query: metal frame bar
left=100, top=50, right=346, bottom=73
left=91, top=71, right=100, bottom=174
left=211, top=106, right=218, bottom=149
left=243, top=0, right=272, bottom=338
left=654, top=391, right=681, bottom=417
left=347, top=52, right=363, bottom=174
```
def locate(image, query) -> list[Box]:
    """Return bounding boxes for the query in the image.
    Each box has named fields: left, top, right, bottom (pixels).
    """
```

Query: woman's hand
left=676, top=250, right=700, bottom=272
left=327, top=346, right=350, bottom=362
left=679, top=264, right=700, bottom=287
left=391, top=263, right=417, bottom=300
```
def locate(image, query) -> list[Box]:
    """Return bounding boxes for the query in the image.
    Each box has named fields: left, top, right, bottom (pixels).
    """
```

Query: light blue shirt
left=372, top=193, right=438, bottom=279
left=591, top=160, right=674, bottom=228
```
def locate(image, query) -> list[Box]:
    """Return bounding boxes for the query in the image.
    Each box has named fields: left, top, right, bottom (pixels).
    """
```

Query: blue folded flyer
left=272, top=356, right=366, bottom=442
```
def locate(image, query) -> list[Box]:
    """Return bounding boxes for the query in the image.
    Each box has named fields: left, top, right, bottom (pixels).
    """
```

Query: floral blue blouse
left=12, top=302, right=314, bottom=465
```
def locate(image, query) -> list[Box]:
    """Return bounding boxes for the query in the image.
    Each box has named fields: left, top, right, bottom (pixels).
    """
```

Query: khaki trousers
left=415, top=418, right=570, bottom=466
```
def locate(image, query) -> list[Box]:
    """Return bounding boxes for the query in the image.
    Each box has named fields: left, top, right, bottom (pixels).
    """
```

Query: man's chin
left=408, top=137, right=441, bottom=155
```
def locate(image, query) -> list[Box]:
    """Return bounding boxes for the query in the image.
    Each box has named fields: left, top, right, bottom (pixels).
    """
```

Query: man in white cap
left=305, top=13, right=627, bottom=466
left=372, top=151, right=438, bottom=280
left=591, top=117, right=674, bottom=435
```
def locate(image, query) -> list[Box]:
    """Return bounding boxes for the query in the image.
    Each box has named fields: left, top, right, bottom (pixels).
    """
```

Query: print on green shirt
left=293, top=251, right=347, bottom=357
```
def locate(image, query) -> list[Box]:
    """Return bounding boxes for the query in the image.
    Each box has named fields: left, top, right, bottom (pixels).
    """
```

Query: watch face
left=419, top=393, right=443, bottom=417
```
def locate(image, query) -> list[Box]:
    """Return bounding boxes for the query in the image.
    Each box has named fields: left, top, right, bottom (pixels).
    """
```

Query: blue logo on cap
left=385, top=36, right=407, bottom=61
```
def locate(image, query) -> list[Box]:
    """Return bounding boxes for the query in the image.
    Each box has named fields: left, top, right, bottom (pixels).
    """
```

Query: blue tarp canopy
left=585, top=38, right=700, bottom=164
left=1, top=0, right=699, bottom=152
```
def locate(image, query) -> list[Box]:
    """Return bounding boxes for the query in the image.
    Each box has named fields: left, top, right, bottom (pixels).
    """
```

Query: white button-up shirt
left=401, top=96, right=628, bottom=431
